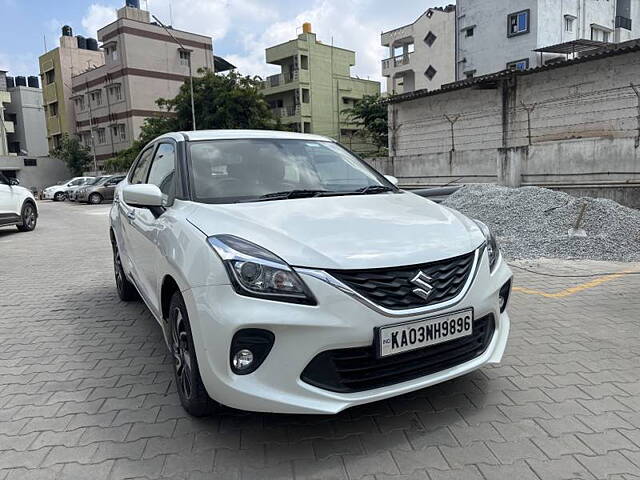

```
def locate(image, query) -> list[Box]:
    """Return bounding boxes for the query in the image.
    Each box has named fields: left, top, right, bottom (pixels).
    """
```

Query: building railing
left=272, top=105, right=300, bottom=118
left=262, top=69, right=299, bottom=89
left=382, top=53, right=413, bottom=70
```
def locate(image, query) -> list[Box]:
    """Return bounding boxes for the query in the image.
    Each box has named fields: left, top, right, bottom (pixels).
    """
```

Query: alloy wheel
left=23, top=205, right=36, bottom=230
left=113, top=245, right=124, bottom=294
left=172, top=309, right=193, bottom=400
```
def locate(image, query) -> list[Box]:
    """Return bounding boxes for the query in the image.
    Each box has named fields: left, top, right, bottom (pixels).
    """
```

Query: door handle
left=127, top=211, right=136, bottom=220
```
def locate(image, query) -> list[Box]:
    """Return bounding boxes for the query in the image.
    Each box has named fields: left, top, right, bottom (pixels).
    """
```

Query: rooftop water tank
left=77, top=35, right=87, bottom=49
left=86, top=38, right=99, bottom=51
left=6, top=76, right=15, bottom=88
left=302, top=22, right=313, bottom=34
left=15, top=76, right=26, bottom=87
left=28, top=76, right=39, bottom=88
left=125, top=0, right=140, bottom=8
left=62, top=25, right=73, bottom=37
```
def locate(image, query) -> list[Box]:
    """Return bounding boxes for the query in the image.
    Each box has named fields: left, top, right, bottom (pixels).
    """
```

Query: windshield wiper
left=256, top=189, right=331, bottom=201
left=352, top=185, right=395, bottom=195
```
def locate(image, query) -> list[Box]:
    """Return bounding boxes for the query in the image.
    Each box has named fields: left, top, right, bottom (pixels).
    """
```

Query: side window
left=130, top=147, right=155, bottom=184
left=69, top=179, right=84, bottom=186
left=0, top=172, right=9, bottom=185
left=146, top=143, right=176, bottom=203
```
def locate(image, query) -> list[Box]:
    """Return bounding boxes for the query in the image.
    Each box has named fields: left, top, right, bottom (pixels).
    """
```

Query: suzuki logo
left=411, top=271, right=434, bottom=301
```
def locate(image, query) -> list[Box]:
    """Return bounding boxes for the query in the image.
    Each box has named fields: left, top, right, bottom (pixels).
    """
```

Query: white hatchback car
left=110, top=130, right=512, bottom=416
left=0, top=172, right=37, bottom=232
left=43, top=177, right=95, bottom=201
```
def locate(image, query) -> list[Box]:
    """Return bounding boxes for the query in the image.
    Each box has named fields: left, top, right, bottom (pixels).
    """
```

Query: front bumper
left=185, top=251, right=512, bottom=414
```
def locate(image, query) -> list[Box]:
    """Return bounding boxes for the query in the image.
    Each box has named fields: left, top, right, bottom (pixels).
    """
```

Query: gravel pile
left=443, top=184, right=640, bottom=261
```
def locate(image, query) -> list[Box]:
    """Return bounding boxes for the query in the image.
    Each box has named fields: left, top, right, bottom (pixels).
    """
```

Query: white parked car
left=110, top=130, right=512, bottom=416
left=43, top=177, right=94, bottom=201
left=0, top=172, right=37, bottom=232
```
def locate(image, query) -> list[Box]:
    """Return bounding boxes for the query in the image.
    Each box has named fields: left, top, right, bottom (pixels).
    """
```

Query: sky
left=0, top=0, right=445, bottom=89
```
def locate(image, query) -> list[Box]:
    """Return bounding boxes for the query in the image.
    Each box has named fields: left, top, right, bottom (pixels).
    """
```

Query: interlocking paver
left=1, top=201, right=640, bottom=480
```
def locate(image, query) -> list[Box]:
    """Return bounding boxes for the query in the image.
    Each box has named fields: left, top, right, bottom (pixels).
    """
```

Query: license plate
left=377, top=309, right=474, bottom=358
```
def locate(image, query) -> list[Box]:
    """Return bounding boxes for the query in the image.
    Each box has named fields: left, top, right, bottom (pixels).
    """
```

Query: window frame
left=128, top=144, right=158, bottom=185
left=146, top=141, right=177, bottom=207
left=507, top=9, right=530, bottom=37
left=506, top=58, right=529, bottom=71
left=424, top=31, right=437, bottom=47
left=425, top=65, right=437, bottom=80
left=564, top=15, right=575, bottom=32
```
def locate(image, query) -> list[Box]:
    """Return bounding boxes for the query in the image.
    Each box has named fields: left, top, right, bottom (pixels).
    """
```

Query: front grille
left=301, top=314, right=495, bottom=393
left=327, top=251, right=477, bottom=310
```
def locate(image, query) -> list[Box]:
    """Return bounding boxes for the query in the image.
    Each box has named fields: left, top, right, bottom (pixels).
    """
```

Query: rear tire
left=16, top=202, right=37, bottom=232
left=89, top=193, right=103, bottom=205
left=112, top=239, right=138, bottom=301
left=169, top=291, right=217, bottom=417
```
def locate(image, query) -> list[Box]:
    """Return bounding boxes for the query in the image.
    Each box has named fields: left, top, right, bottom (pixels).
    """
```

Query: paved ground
left=1, top=200, right=640, bottom=480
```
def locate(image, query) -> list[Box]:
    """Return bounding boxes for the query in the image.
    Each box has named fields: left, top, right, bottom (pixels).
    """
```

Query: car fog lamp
left=232, top=349, right=254, bottom=371
left=499, top=280, right=512, bottom=313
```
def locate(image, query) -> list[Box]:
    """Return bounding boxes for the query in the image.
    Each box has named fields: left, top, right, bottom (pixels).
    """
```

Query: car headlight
left=207, top=234, right=317, bottom=305
left=473, top=220, right=500, bottom=272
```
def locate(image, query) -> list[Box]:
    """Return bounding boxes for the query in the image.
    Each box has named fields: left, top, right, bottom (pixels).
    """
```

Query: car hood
left=186, top=192, right=485, bottom=270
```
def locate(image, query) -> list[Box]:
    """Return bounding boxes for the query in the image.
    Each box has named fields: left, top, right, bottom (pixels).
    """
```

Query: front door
left=0, top=172, right=20, bottom=224
left=126, top=142, right=177, bottom=314
left=118, top=145, right=155, bottom=296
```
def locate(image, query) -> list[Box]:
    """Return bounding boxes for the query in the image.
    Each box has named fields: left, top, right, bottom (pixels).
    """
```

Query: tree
left=343, top=94, right=389, bottom=152
left=104, top=69, right=278, bottom=172
left=51, top=134, right=92, bottom=175
left=169, top=69, right=277, bottom=131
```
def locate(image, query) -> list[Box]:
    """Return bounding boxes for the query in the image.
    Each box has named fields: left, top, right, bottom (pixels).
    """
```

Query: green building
left=261, top=23, right=381, bottom=154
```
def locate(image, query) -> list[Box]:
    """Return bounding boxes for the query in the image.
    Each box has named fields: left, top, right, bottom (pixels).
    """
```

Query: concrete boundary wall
left=382, top=48, right=640, bottom=208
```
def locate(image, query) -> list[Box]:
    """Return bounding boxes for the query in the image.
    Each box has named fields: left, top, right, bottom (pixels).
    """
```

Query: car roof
left=155, top=129, right=335, bottom=143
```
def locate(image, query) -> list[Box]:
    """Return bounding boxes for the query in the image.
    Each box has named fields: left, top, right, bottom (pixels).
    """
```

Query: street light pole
left=151, top=14, right=197, bottom=131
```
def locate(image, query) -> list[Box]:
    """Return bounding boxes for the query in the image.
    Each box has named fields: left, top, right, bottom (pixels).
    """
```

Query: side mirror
left=385, top=175, right=399, bottom=186
left=123, top=184, right=163, bottom=208
left=9, top=178, right=20, bottom=186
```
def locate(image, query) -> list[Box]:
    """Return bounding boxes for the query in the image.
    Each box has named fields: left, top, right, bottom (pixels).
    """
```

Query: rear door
left=103, top=176, right=125, bottom=200
left=126, top=141, right=177, bottom=311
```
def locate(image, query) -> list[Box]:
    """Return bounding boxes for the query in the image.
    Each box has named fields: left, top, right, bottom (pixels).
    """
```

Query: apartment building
left=381, top=5, right=456, bottom=94
left=261, top=24, right=381, bottom=153
left=457, top=0, right=639, bottom=79
left=39, top=26, right=105, bottom=151
left=70, top=1, right=213, bottom=164
left=3, top=76, right=48, bottom=156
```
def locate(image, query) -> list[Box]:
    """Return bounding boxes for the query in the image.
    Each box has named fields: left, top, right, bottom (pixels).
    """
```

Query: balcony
left=271, top=105, right=300, bottom=118
left=382, top=53, right=413, bottom=74
left=3, top=120, right=15, bottom=134
left=43, top=83, right=58, bottom=102
left=262, top=70, right=299, bottom=89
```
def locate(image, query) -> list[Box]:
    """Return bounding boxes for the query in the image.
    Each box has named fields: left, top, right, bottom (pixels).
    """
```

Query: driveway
left=1, top=201, right=639, bottom=480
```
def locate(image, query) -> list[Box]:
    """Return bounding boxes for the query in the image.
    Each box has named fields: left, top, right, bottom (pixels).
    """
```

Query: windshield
left=188, top=139, right=394, bottom=204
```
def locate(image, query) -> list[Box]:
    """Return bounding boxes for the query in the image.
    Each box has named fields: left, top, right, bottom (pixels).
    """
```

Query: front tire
left=112, top=240, right=138, bottom=301
left=53, top=192, right=65, bottom=202
left=169, top=291, right=217, bottom=417
left=89, top=193, right=103, bottom=205
left=17, top=203, right=37, bottom=232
